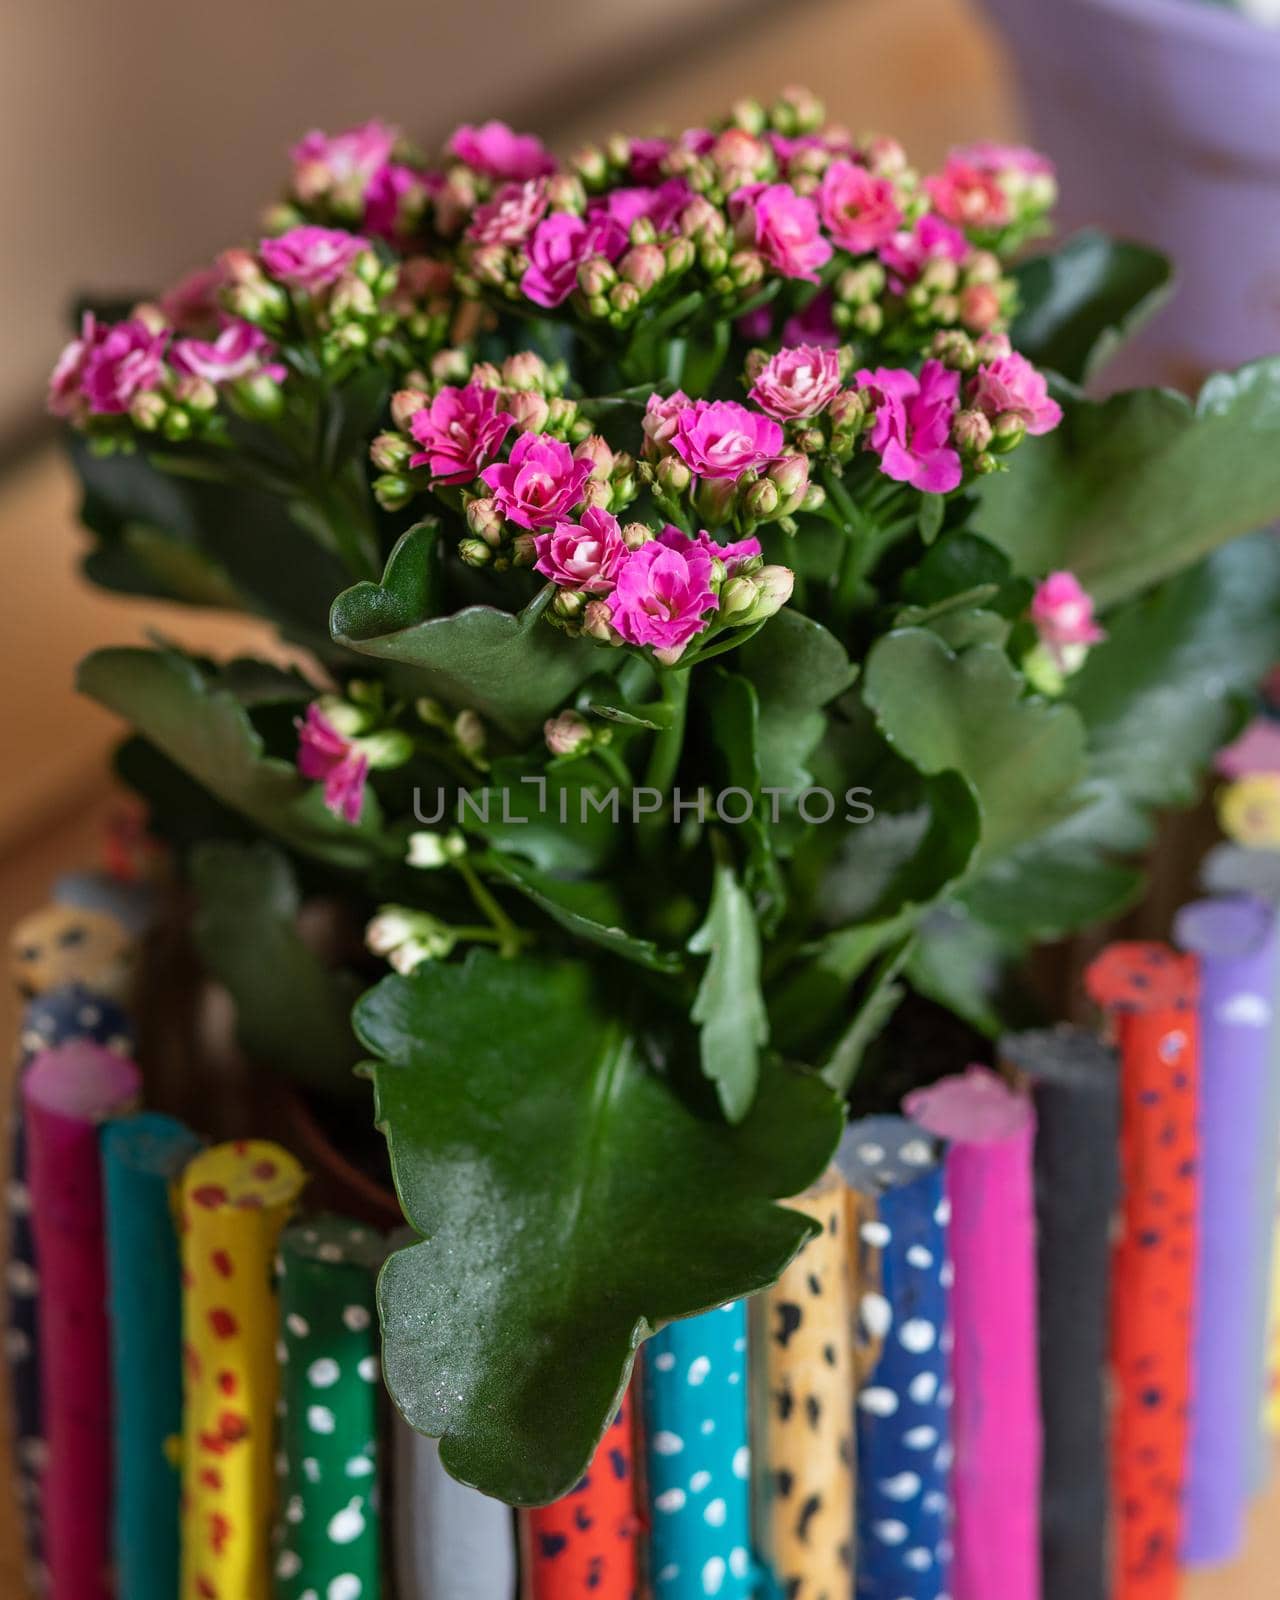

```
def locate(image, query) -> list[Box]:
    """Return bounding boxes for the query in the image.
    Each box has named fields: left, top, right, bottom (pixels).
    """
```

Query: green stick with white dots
left=273, top=1215, right=386, bottom=1600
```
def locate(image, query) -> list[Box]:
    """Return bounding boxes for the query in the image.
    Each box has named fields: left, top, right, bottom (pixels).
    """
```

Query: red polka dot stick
left=177, top=1141, right=306, bottom=1600
left=23, top=1039, right=142, bottom=1600
left=1084, top=943, right=1200, bottom=1600
left=522, top=1389, right=640, bottom=1600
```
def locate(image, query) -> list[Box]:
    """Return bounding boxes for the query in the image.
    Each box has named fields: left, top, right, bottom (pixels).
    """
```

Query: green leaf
left=331, top=526, right=603, bottom=740
left=899, top=530, right=1032, bottom=618
left=906, top=903, right=1030, bottom=1038
left=975, top=358, right=1280, bottom=605
left=821, top=933, right=916, bottom=1094
left=957, top=532, right=1280, bottom=941
left=736, top=609, right=858, bottom=793
left=469, top=758, right=619, bottom=875
left=77, top=647, right=389, bottom=870
left=1011, top=229, right=1174, bottom=384
left=357, top=951, right=842, bottom=1504
left=190, top=842, right=363, bottom=1097
left=863, top=630, right=1087, bottom=859
left=481, top=854, right=681, bottom=972
left=687, top=859, right=769, bottom=1122
left=917, top=493, right=946, bottom=545
left=703, top=671, right=782, bottom=918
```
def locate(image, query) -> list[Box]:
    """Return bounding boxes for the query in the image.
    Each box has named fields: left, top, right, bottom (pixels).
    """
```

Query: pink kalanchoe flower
left=750, top=344, right=844, bottom=422
left=534, top=506, right=627, bottom=594
left=628, top=137, right=672, bottom=184
left=642, top=389, right=692, bottom=457
left=467, top=179, right=548, bottom=246
left=594, top=178, right=691, bottom=237
left=955, top=141, right=1056, bottom=179
left=47, top=313, right=104, bottom=418
left=671, top=399, right=785, bottom=480
left=1030, top=572, right=1106, bottom=669
left=481, top=430, right=593, bottom=529
left=925, top=155, right=1011, bottom=230
left=171, top=318, right=285, bottom=386
left=364, top=162, right=424, bottom=242
left=879, top=213, right=968, bottom=289
left=160, top=264, right=227, bottom=335
left=408, top=384, right=514, bottom=484
left=291, top=120, right=398, bottom=197
left=857, top=360, right=963, bottom=494
left=661, top=525, right=762, bottom=576
left=968, top=352, right=1062, bottom=436
left=521, top=212, right=626, bottom=309
left=259, top=226, right=369, bottom=294
left=782, top=289, right=840, bottom=350
left=79, top=318, right=169, bottom=415
left=611, top=532, right=719, bottom=653
left=819, top=160, right=903, bottom=255
left=731, top=182, right=833, bottom=282
left=296, top=704, right=369, bottom=825
left=447, top=120, right=556, bottom=181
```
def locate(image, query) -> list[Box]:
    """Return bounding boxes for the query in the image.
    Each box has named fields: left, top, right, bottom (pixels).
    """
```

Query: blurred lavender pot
left=979, top=0, right=1280, bottom=385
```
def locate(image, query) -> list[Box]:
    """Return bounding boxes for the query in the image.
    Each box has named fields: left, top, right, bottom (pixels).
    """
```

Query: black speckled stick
left=1001, top=1026, right=1119, bottom=1600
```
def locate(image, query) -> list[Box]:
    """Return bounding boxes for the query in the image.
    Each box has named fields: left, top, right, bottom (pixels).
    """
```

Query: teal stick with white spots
left=273, top=1216, right=385, bottom=1600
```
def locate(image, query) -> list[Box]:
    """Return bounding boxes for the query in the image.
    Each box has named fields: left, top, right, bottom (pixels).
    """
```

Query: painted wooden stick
left=522, top=1391, right=640, bottom=1599
left=837, top=1116, right=951, bottom=1600
left=903, top=1066, right=1039, bottom=1600
left=1174, top=895, right=1278, bottom=1563
left=23, top=1040, right=141, bottom=1600
left=1000, top=1027, right=1118, bottom=1600
left=1200, top=845, right=1280, bottom=1482
left=8, top=984, right=134, bottom=1594
left=178, top=1140, right=306, bottom=1600
left=1085, top=941, right=1200, bottom=1600
left=642, top=1303, right=752, bottom=1600
left=102, top=1112, right=203, bottom=1600
left=273, top=1215, right=385, bottom=1600
left=752, top=1167, right=856, bottom=1600
left=392, top=1421, right=518, bottom=1600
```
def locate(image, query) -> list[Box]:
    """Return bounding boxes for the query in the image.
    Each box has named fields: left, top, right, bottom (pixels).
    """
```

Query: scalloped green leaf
left=975, top=357, right=1280, bottom=605
left=863, top=630, right=1087, bottom=859
left=357, top=950, right=842, bottom=1504
left=190, top=842, right=362, bottom=1097
left=330, top=524, right=602, bottom=740
left=688, top=857, right=768, bottom=1122
left=735, top=609, right=858, bottom=793
left=1011, top=229, right=1174, bottom=384
left=77, top=647, right=389, bottom=870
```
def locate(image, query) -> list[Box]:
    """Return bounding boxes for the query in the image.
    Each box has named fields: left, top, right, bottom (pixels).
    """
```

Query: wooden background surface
left=2, top=0, right=1278, bottom=1591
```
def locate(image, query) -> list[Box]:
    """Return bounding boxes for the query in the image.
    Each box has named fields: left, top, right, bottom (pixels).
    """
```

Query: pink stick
left=24, top=1040, right=141, bottom=1600
left=904, top=1065, right=1041, bottom=1600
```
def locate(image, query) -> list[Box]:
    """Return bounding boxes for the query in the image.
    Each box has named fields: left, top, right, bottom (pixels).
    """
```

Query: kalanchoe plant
left=56, top=90, right=1280, bottom=1504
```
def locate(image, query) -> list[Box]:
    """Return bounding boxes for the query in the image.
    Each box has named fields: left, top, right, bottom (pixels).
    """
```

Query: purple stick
left=1175, top=894, right=1278, bottom=1566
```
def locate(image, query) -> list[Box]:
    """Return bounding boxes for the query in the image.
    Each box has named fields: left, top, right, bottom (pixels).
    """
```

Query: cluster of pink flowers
left=534, top=517, right=767, bottom=654
left=47, top=308, right=283, bottom=421
left=290, top=119, right=426, bottom=241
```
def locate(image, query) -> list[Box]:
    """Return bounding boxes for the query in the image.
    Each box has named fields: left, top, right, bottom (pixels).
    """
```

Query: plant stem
left=456, top=858, right=526, bottom=959
left=643, top=669, right=691, bottom=799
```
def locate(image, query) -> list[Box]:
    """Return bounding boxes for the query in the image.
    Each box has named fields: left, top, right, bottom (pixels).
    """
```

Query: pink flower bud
left=544, top=711, right=592, bottom=757
left=740, top=478, right=780, bottom=522
left=952, top=408, right=994, bottom=453
left=577, top=256, right=617, bottom=298
left=767, top=453, right=811, bottom=511
left=391, top=388, right=429, bottom=429
left=959, top=283, right=1002, bottom=333
left=621, top=522, right=654, bottom=550
left=1030, top=571, right=1105, bottom=671
left=619, top=244, right=666, bottom=294
left=502, top=351, right=547, bottom=392
left=465, top=496, right=506, bottom=543
left=507, top=390, right=550, bottom=434
left=544, top=174, right=586, bottom=213
left=583, top=599, right=619, bottom=643
left=656, top=454, right=693, bottom=497
left=573, top=435, right=615, bottom=482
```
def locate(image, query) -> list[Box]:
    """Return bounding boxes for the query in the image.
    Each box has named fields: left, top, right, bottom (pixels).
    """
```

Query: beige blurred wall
left=0, top=0, right=756, bottom=444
